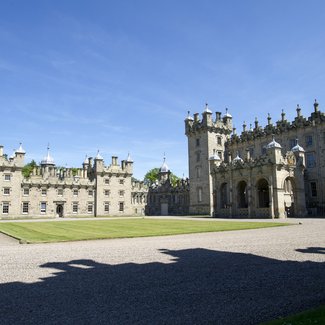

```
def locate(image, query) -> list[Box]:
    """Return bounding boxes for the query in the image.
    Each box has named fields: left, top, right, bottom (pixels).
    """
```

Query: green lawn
left=0, top=218, right=289, bottom=243
left=263, top=304, right=325, bottom=325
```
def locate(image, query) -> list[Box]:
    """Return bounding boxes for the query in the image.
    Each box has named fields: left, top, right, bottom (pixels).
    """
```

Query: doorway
left=56, top=204, right=64, bottom=218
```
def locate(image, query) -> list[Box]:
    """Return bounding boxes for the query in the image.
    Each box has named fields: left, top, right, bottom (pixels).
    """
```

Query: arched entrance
left=56, top=204, right=64, bottom=218
left=237, top=181, right=248, bottom=208
left=284, top=177, right=295, bottom=217
left=220, top=183, right=228, bottom=208
left=257, top=179, right=269, bottom=208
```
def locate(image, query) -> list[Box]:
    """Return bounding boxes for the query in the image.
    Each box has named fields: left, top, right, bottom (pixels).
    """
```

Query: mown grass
left=0, top=218, right=289, bottom=244
left=263, top=304, right=325, bottom=325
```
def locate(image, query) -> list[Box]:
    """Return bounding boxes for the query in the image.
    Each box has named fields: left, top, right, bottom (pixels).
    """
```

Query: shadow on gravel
left=296, top=247, right=325, bottom=254
left=1, top=248, right=324, bottom=325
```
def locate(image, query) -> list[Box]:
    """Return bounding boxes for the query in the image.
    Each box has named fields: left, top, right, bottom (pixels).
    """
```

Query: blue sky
left=1, top=0, right=325, bottom=179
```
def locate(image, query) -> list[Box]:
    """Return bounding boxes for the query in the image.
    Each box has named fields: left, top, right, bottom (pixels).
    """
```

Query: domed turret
left=160, top=155, right=169, bottom=173
left=223, top=107, right=232, bottom=118
left=126, top=152, right=133, bottom=162
left=203, top=103, right=212, bottom=114
left=233, top=152, right=244, bottom=164
left=266, top=135, right=282, bottom=149
left=95, top=150, right=103, bottom=160
left=41, top=146, right=55, bottom=166
left=15, top=143, right=26, bottom=154
left=292, top=139, right=305, bottom=152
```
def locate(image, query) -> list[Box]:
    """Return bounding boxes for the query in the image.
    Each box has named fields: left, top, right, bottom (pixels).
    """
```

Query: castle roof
left=15, top=143, right=25, bottom=154
left=185, top=111, right=194, bottom=121
left=203, top=103, right=212, bottom=114
left=266, top=136, right=282, bottom=149
left=160, top=156, right=169, bottom=173
left=126, top=152, right=133, bottom=162
left=41, top=146, right=55, bottom=166
left=291, top=139, right=305, bottom=152
left=95, top=150, right=103, bottom=160
left=233, top=152, right=244, bottom=163
left=223, top=107, right=232, bottom=118
left=209, top=150, right=221, bottom=161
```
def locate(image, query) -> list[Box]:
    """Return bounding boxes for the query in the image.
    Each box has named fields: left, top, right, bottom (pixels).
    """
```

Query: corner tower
left=185, top=104, right=233, bottom=215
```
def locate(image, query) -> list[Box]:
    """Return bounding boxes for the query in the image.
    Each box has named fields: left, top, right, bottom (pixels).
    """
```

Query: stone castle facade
left=185, top=100, right=325, bottom=218
left=0, top=146, right=147, bottom=218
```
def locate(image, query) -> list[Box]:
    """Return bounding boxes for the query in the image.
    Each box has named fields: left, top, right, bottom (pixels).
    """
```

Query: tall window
left=310, top=182, right=317, bottom=197
left=216, top=136, right=222, bottom=145
left=305, top=135, right=313, bottom=147
left=41, top=188, right=47, bottom=196
left=87, top=203, right=93, bottom=213
left=104, top=202, right=110, bottom=213
left=196, top=167, right=201, bottom=178
left=196, top=152, right=200, bottom=162
left=73, top=189, right=78, bottom=196
left=88, top=190, right=93, bottom=197
left=119, top=202, right=124, bottom=212
left=196, top=138, right=200, bottom=147
left=306, top=153, right=316, bottom=168
left=23, top=188, right=29, bottom=196
left=2, top=202, right=9, bottom=214
left=197, top=187, right=202, bottom=202
left=119, top=190, right=124, bottom=197
left=40, top=202, right=46, bottom=213
left=72, top=203, right=78, bottom=213
left=22, top=202, right=29, bottom=214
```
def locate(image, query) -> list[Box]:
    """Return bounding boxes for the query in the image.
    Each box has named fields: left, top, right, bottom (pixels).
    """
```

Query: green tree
left=22, top=160, right=37, bottom=178
left=144, top=168, right=180, bottom=186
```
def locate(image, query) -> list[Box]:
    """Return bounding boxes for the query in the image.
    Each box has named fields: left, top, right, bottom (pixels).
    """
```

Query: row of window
left=2, top=202, right=125, bottom=214
left=196, top=136, right=222, bottom=147
left=2, top=188, right=126, bottom=197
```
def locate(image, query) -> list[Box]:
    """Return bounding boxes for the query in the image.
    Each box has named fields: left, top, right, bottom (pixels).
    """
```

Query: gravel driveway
left=0, top=218, right=324, bottom=324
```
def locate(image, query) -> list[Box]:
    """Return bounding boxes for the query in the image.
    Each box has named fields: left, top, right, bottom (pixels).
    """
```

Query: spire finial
left=314, top=99, right=319, bottom=112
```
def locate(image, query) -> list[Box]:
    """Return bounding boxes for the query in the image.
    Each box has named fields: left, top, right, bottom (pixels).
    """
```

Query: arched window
left=237, top=181, right=248, bottom=208
left=257, top=179, right=269, bottom=208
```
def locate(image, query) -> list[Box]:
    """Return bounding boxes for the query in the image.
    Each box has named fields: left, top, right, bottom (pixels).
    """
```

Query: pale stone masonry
left=185, top=100, right=325, bottom=218
left=0, top=146, right=148, bottom=218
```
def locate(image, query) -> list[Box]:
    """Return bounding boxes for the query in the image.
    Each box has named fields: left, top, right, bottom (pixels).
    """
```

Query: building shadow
left=296, top=246, right=325, bottom=254
left=0, top=248, right=324, bottom=324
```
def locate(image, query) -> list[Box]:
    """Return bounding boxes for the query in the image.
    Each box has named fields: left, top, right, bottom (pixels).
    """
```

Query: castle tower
left=159, top=155, right=170, bottom=184
left=185, top=104, right=233, bottom=215
left=14, top=143, right=26, bottom=167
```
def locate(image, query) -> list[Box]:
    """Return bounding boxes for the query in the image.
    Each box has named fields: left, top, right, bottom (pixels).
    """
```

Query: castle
left=0, top=146, right=147, bottom=218
left=1, top=100, right=324, bottom=219
left=184, top=100, right=325, bottom=218
left=145, top=100, right=324, bottom=218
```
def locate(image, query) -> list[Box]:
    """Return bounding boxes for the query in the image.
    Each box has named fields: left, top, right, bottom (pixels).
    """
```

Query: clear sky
left=1, top=0, right=325, bottom=179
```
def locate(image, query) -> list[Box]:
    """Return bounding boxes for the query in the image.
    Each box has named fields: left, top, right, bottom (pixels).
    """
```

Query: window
left=72, top=203, right=78, bottom=213
left=73, top=189, right=78, bottom=196
left=22, top=202, right=29, bottom=214
left=105, top=179, right=110, bottom=185
left=217, top=136, right=222, bottom=145
left=261, top=144, right=267, bottom=155
left=217, top=151, right=222, bottom=159
left=23, top=188, right=29, bottom=196
left=196, top=152, right=200, bottom=162
left=306, top=153, right=316, bottom=168
left=305, top=135, right=313, bottom=147
left=41, top=188, right=47, bottom=196
left=58, top=188, right=63, bottom=196
left=197, top=187, right=202, bottom=202
left=2, top=202, right=9, bottom=214
left=119, top=179, right=124, bottom=185
left=119, top=190, right=124, bottom=197
left=196, top=138, right=200, bottom=147
left=289, top=139, right=296, bottom=149
left=3, top=188, right=10, bottom=195
left=104, top=190, right=110, bottom=197
left=88, top=190, right=93, bottom=197
left=310, top=182, right=317, bottom=197
left=4, top=174, right=11, bottom=181
left=119, top=202, right=124, bottom=212
left=104, top=202, right=109, bottom=213
left=87, top=203, right=93, bottom=213
left=40, top=202, right=46, bottom=213
left=196, top=167, right=201, bottom=178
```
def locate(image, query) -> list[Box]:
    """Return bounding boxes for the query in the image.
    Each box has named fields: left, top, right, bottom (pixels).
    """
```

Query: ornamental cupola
left=41, top=146, right=55, bottom=166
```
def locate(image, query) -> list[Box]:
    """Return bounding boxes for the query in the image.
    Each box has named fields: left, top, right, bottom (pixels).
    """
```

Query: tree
left=144, top=168, right=180, bottom=186
left=22, top=160, right=37, bottom=178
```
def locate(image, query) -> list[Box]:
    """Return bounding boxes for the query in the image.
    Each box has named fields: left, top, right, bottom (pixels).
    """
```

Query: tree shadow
left=0, top=248, right=324, bottom=324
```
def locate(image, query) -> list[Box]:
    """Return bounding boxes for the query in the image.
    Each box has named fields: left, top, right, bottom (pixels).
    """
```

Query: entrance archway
left=257, top=179, right=269, bottom=208
left=284, top=177, right=295, bottom=217
left=237, top=181, right=248, bottom=208
left=56, top=204, right=64, bottom=218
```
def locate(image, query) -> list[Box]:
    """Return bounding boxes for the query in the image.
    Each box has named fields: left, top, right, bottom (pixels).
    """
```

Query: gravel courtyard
left=0, top=218, right=324, bottom=324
